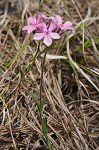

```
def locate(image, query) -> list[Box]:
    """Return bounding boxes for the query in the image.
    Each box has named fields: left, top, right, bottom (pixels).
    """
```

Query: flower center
left=45, top=31, right=50, bottom=35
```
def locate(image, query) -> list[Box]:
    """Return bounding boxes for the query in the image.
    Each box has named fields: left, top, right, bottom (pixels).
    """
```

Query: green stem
left=39, top=52, right=47, bottom=121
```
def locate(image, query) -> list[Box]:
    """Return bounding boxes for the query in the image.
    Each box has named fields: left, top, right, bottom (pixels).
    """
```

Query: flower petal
left=48, top=21, right=57, bottom=32
left=28, top=16, right=36, bottom=24
left=37, top=13, right=48, bottom=24
left=62, top=21, right=74, bottom=30
left=37, top=13, right=42, bottom=24
left=56, top=15, right=63, bottom=24
left=33, top=33, right=44, bottom=40
left=37, top=22, right=47, bottom=32
left=41, top=13, right=48, bottom=19
left=22, top=25, right=36, bottom=33
left=50, top=32, right=60, bottom=39
left=43, top=35, right=52, bottom=46
left=64, top=21, right=72, bottom=26
left=48, top=16, right=55, bottom=21
left=41, top=14, right=48, bottom=24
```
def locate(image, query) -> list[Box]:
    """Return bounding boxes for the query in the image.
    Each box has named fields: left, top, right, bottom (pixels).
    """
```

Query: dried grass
left=0, top=0, right=99, bottom=149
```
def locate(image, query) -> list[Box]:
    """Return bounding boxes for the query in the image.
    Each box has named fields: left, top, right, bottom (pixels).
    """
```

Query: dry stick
left=39, top=51, right=47, bottom=121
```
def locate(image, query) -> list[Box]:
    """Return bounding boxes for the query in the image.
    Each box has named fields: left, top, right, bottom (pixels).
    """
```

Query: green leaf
left=39, top=0, right=42, bottom=3
left=19, top=64, right=23, bottom=80
left=41, top=117, right=48, bottom=137
left=40, top=100, right=44, bottom=112
left=48, top=141, right=53, bottom=150
left=48, top=145, right=54, bottom=150
left=31, top=92, right=40, bottom=111
left=47, top=140, right=56, bottom=150
left=26, top=64, right=32, bottom=72
left=10, top=41, right=30, bottom=67
left=31, top=92, right=44, bottom=112
left=77, top=37, right=99, bottom=51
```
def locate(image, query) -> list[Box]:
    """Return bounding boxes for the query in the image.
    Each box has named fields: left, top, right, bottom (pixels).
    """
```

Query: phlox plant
left=22, top=13, right=74, bottom=47
left=22, top=13, right=74, bottom=150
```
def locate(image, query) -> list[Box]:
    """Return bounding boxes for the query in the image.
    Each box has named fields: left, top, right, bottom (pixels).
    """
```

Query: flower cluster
left=22, top=13, right=74, bottom=47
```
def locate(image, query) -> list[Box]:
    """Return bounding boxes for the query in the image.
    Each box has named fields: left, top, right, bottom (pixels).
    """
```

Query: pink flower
left=22, top=14, right=42, bottom=33
left=33, top=22, right=60, bottom=47
left=55, top=15, right=74, bottom=31
left=22, top=13, right=74, bottom=47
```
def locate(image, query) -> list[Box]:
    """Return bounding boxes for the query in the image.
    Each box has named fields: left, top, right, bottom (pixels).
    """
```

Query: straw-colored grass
left=0, top=0, right=99, bottom=149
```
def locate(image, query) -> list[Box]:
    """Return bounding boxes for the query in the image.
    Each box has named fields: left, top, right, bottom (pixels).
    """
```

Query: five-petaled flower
left=33, top=22, right=60, bottom=47
left=22, top=14, right=43, bottom=33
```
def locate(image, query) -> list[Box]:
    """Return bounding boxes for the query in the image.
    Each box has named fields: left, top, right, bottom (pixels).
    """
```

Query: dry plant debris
left=0, top=0, right=99, bottom=149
